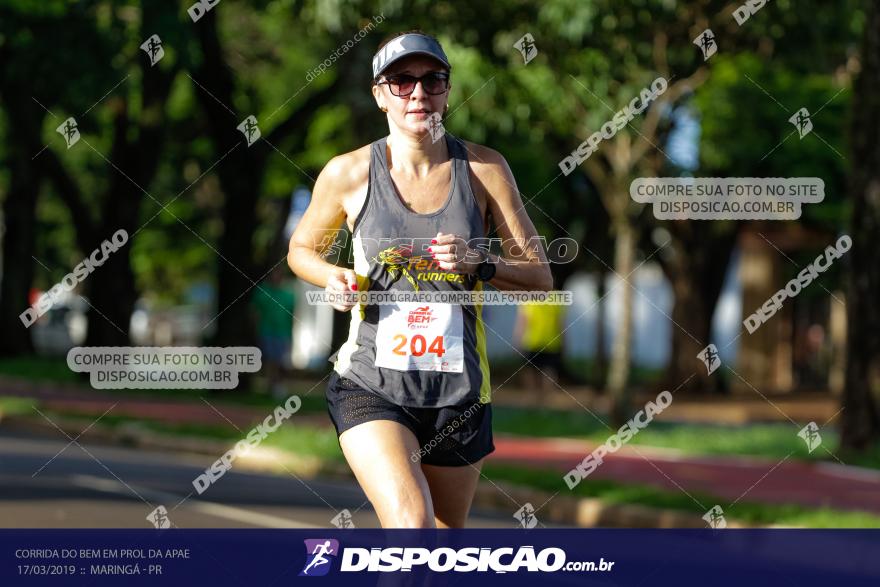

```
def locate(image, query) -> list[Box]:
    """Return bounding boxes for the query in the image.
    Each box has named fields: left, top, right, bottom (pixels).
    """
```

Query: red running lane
left=489, top=435, right=880, bottom=515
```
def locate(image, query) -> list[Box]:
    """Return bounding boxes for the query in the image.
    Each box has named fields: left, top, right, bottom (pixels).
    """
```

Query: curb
left=471, top=482, right=761, bottom=528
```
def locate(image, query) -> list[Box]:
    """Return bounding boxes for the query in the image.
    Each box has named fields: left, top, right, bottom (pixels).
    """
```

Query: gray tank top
left=329, top=132, right=491, bottom=407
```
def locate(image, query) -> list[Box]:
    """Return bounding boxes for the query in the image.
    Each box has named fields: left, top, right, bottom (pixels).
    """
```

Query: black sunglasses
left=377, top=72, right=450, bottom=97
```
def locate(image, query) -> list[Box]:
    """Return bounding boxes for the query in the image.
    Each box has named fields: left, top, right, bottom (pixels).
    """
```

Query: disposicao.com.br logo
left=299, top=539, right=614, bottom=575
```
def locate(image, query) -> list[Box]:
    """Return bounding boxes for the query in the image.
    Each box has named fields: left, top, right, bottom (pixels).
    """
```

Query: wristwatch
left=475, top=253, right=497, bottom=281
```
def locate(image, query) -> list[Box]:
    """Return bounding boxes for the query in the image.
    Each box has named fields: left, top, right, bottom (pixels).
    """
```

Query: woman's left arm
left=431, top=146, right=554, bottom=291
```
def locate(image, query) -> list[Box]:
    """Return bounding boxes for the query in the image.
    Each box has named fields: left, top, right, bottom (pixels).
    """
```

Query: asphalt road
left=0, top=429, right=545, bottom=529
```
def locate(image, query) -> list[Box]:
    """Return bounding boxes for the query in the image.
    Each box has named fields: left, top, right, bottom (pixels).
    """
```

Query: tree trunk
left=193, top=11, right=346, bottom=354
left=594, top=262, right=609, bottom=387
left=213, top=162, right=264, bottom=348
left=83, top=99, right=142, bottom=348
left=662, top=223, right=739, bottom=393
left=607, top=215, right=635, bottom=425
left=83, top=126, right=162, bottom=347
left=83, top=170, right=142, bottom=347
left=84, top=4, right=175, bottom=347
left=841, top=0, right=880, bottom=451
left=33, top=3, right=179, bottom=348
left=193, top=14, right=264, bottom=351
left=0, top=95, right=44, bottom=355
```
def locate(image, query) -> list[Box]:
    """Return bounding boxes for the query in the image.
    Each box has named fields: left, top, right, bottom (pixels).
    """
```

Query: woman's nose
left=410, top=79, right=428, bottom=98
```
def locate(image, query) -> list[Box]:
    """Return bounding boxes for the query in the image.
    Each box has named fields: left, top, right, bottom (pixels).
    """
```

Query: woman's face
left=373, top=55, right=451, bottom=135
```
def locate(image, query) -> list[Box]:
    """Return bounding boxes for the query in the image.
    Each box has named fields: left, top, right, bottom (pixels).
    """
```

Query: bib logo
left=407, top=306, right=436, bottom=329
left=300, top=539, right=339, bottom=577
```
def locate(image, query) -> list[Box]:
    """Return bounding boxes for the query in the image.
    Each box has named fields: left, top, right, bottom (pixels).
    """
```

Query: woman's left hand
left=428, top=232, right=485, bottom=275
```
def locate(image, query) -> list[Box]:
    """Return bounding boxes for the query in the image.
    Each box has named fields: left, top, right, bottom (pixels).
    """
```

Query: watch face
left=478, top=261, right=495, bottom=281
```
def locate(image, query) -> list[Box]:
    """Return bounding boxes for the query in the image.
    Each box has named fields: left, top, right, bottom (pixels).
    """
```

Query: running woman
left=288, top=31, right=552, bottom=528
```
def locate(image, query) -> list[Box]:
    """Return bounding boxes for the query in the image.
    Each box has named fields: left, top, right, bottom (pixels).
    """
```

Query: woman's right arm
left=287, top=156, right=359, bottom=312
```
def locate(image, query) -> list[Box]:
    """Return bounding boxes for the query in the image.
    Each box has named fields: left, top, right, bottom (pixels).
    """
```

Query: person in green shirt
left=513, top=299, right=566, bottom=392
left=251, top=267, right=296, bottom=399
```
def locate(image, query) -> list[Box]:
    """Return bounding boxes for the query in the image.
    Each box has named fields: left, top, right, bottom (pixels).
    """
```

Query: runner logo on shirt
left=374, top=244, right=465, bottom=291
left=374, top=244, right=420, bottom=291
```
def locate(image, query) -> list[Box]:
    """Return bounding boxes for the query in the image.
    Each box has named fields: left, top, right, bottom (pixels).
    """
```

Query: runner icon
left=302, top=540, right=335, bottom=575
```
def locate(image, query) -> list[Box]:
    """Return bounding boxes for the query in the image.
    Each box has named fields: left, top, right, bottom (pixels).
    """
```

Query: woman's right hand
left=325, top=269, right=359, bottom=312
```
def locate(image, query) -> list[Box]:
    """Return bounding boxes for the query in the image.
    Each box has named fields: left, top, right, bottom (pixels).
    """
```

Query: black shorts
left=524, top=350, right=562, bottom=373
left=325, top=371, right=494, bottom=467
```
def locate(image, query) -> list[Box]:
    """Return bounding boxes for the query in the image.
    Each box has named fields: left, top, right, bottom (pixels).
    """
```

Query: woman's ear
left=371, top=84, right=386, bottom=113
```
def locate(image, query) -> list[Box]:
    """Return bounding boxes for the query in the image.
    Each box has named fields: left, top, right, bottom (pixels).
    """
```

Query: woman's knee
left=337, top=420, right=436, bottom=527
left=381, top=505, right=436, bottom=528
left=374, top=486, right=435, bottom=528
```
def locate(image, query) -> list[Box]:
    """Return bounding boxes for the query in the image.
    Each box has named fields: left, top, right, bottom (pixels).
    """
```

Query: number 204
left=392, top=334, right=446, bottom=357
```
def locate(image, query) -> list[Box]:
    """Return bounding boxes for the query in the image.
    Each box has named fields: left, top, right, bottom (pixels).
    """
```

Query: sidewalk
left=2, top=375, right=875, bottom=516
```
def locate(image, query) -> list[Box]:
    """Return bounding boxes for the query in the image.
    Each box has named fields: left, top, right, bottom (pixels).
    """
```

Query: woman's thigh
left=421, top=458, right=484, bottom=528
left=338, top=419, right=435, bottom=528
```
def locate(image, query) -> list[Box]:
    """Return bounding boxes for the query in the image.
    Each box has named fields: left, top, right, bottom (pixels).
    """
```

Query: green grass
left=0, top=356, right=80, bottom=384
left=0, top=396, right=37, bottom=417
left=492, top=405, right=880, bottom=469
left=2, top=353, right=875, bottom=469
left=68, top=410, right=880, bottom=528
left=12, top=399, right=880, bottom=528
left=0, top=356, right=330, bottom=414
left=483, top=463, right=880, bottom=528
left=265, top=425, right=344, bottom=462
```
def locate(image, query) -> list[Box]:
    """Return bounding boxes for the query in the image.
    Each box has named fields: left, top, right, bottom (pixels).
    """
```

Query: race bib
left=374, top=302, right=464, bottom=373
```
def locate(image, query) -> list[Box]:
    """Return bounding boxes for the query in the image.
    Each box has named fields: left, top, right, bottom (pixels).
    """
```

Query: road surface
left=0, top=429, right=556, bottom=529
